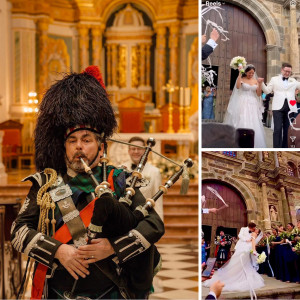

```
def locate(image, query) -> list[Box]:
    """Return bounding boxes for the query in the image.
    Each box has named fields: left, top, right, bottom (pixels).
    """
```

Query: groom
left=238, top=222, right=256, bottom=243
left=262, top=63, right=300, bottom=148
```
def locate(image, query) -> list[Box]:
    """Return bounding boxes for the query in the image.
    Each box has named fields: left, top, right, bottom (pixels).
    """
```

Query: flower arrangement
left=230, top=56, right=247, bottom=73
left=150, top=157, right=198, bottom=180
left=257, top=251, right=267, bottom=264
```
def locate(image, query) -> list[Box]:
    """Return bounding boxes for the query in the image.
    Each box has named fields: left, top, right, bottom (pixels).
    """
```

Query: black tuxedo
left=273, top=98, right=290, bottom=148
left=202, top=44, right=214, bottom=61
left=205, top=294, right=217, bottom=300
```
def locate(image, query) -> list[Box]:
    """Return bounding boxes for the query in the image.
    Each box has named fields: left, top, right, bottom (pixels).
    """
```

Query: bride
left=224, top=64, right=266, bottom=148
left=204, top=224, right=265, bottom=299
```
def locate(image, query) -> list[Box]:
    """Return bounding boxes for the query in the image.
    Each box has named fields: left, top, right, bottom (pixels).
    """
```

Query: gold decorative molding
left=38, top=35, right=70, bottom=98
left=91, top=26, right=103, bottom=67
left=131, top=46, right=139, bottom=88
left=77, top=24, right=89, bottom=70
left=36, top=18, right=50, bottom=99
left=10, top=0, right=197, bottom=24
left=156, top=25, right=167, bottom=107
left=118, top=46, right=127, bottom=88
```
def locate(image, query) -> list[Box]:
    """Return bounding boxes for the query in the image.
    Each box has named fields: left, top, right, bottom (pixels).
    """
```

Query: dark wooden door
left=202, top=2, right=267, bottom=121
left=202, top=180, right=248, bottom=256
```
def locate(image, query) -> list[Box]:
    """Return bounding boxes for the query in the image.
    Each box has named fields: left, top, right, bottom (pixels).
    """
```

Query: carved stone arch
left=223, top=0, right=283, bottom=78
left=99, top=0, right=158, bottom=24
left=202, top=172, right=258, bottom=220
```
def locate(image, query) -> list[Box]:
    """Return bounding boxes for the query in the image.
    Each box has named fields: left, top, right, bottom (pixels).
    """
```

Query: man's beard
left=66, top=151, right=88, bottom=173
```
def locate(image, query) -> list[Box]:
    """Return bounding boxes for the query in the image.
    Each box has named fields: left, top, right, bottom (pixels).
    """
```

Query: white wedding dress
left=224, top=82, right=266, bottom=148
left=204, top=231, right=265, bottom=299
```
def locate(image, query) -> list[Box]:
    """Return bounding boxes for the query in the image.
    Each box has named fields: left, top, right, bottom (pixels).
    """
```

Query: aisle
left=150, top=244, right=198, bottom=300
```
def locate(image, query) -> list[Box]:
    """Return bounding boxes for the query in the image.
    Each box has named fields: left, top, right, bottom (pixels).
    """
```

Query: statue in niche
left=269, top=205, right=278, bottom=221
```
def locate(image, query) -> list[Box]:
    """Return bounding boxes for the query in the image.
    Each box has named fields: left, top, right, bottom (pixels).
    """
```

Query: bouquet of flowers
left=230, top=56, right=247, bottom=73
left=294, top=241, right=300, bottom=254
left=257, top=237, right=267, bottom=247
left=268, top=235, right=276, bottom=243
left=279, top=231, right=288, bottom=240
left=257, top=251, right=267, bottom=264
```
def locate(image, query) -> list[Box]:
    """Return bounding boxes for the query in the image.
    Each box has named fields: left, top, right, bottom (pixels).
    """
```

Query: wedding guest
left=263, top=93, right=273, bottom=126
left=202, top=86, right=216, bottom=120
left=202, top=238, right=210, bottom=263
left=202, top=28, right=220, bottom=61
left=269, top=228, right=282, bottom=278
left=229, top=236, right=237, bottom=257
left=121, top=136, right=163, bottom=220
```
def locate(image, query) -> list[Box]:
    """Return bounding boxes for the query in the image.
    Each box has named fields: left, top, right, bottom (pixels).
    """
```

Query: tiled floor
left=150, top=244, right=198, bottom=300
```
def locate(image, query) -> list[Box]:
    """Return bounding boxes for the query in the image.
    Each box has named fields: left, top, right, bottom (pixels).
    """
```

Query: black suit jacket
left=205, top=294, right=217, bottom=300
left=202, top=44, right=214, bottom=60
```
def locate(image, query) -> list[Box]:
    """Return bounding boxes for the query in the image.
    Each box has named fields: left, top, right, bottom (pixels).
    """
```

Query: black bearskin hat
left=34, top=66, right=117, bottom=173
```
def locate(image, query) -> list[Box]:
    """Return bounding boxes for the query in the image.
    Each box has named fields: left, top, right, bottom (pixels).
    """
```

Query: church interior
left=0, top=0, right=198, bottom=299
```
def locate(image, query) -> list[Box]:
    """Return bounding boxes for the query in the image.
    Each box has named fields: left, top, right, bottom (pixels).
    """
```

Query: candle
left=179, top=87, right=184, bottom=107
left=184, top=87, right=190, bottom=106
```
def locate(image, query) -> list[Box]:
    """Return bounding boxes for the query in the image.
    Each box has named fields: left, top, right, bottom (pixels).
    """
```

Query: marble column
left=261, top=182, right=271, bottom=230
left=265, top=45, right=282, bottom=81
left=169, top=24, right=180, bottom=103
left=106, top=45, right=112, bottom=86
left=139, top=44, right=146, bottom=86
left=91, top=26, right=102, bottom=68
left=0, top=131, right=7, bottom=184
left=78, top=25, right=89, bottom=70
left=111, top=44, right=118, bottom=87
left=36, top=18, right=49, bottom=98
left=289, top=2, right=300, bottom=73
left=156, top=26, right=167, bottom=107
left=280, top=186, right=291, bottom=226
left=146, top=44, right=151, bottom=86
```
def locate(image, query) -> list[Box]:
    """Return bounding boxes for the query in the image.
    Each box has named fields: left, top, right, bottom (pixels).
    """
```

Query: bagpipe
left=64, top=137, right=193, bottom=299
left=81, top=137, right=193, bottom=241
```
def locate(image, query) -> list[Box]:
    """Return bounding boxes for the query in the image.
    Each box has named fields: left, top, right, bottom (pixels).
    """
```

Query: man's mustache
left=72, top=152, right=87, bottom=161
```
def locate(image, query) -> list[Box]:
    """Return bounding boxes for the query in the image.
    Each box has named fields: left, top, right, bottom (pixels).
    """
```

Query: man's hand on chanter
left=55, top=244, right=90, bottom=280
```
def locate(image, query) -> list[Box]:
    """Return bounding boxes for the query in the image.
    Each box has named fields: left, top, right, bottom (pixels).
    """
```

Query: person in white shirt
left=262, top=62, right=300, bottom=148
left=121, top=136, right=164, bottom=220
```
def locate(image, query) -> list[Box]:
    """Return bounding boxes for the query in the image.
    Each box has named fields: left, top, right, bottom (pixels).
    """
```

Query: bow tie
left=283, top=77, right=288, bottom=81
left=131, top=163, right=137, bottom=170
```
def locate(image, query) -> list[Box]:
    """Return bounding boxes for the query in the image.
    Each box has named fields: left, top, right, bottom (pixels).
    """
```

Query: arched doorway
left=202, top=180, right=248, bottom=257
left=202, top=2, right=267, bottom=122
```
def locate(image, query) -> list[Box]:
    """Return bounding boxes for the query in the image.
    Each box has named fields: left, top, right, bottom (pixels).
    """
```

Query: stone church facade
left=202, top=151, right=300, bottom=250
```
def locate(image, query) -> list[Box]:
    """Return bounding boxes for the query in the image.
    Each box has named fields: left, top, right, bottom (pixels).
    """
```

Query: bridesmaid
left=269, top=227, right=283, bottom=278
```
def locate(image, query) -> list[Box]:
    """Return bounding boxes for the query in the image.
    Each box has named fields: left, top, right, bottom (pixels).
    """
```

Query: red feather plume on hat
left=83, top=65, right=106, bottom=90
